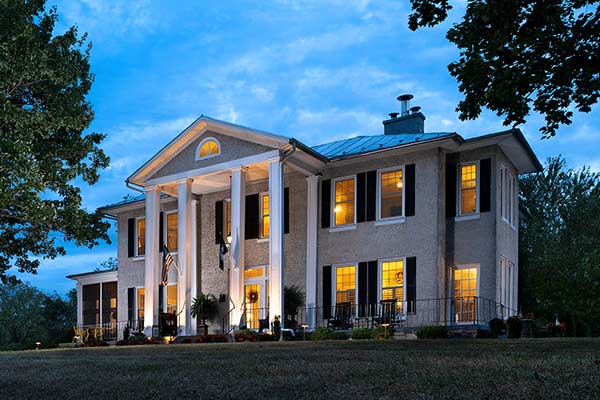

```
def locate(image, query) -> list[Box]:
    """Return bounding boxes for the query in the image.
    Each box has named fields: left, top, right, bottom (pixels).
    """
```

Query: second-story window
left=379, top=168, right=404, bottom=219
left=459, top=163, right=478, bottom=215
left=166, top=212, right=178, bottom=251
left=333, top=177, right=355, bottom=226
left=136, top=218, right=146, bottom=256
left=261, top=194, right=270, bottom=238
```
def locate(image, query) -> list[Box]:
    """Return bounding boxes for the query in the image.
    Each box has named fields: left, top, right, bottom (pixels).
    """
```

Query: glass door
left=453, top=267, right=477, bottom=323
left=244, top=266, right=268, bottom=330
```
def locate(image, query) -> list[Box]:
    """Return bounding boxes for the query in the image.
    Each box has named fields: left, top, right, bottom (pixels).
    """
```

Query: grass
left=1, top=339, right=599, bottom=399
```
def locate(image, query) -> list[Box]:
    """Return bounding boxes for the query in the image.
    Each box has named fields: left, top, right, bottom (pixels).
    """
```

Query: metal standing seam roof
left=310, top=132, right=456, bottom=159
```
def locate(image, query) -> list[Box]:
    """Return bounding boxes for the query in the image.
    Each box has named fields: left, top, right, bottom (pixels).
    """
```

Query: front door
left=453, top=267, right=477, bottom=323
left=244, top=266, right=269, bottom=330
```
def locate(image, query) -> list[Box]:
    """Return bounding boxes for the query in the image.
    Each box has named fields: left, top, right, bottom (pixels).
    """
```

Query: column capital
left=145, top=184, right=160, bottom=193
left=230, top=165, right=249, bottom=173
left=266, top=156, right=281, bottom=164
left=175, top=178, right=193, bottom=185
left=306, top=174, right=321, bottom=183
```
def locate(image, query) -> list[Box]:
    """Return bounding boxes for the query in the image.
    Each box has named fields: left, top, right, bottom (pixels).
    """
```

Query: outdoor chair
left=327, top=302, right=353, bottom=330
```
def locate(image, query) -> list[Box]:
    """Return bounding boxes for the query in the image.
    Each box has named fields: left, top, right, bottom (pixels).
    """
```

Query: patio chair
left=376, top=299, right=397, bottom=326
left=327, top=302, right=353, bottom=330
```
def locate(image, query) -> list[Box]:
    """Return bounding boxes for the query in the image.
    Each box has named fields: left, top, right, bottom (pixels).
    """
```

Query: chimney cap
left=389, top=112, right=399, bottom=119
left=410, top=106, right=421, bottom=114
left=397, top=94, right=414, bottom=102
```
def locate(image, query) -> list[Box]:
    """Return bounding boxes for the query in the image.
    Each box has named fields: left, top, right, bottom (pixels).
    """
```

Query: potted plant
left=284, top=285, right=305, bottom=330
left=191, top=292, right=218, bottom=336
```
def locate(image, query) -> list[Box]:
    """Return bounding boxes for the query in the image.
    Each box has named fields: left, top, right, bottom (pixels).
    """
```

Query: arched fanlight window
left=196, top=137, right=221, bottom=160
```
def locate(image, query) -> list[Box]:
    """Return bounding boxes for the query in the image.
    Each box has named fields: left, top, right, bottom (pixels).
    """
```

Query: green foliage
left=408, top=0, right=600, bottom=137
left=506, top=317, right=523, bottom=339
left=0, top=0, right=110, bottom=284
left=190, top=293, right=218, bottom=325
left=0, top=282, right=75, bottom=350
left=415, top=325, right=448, bottom=339
left=123, top=326, right=130, bottom=342
left=351, top=328, right=373, bottom=340
left=489, top=318, right=506, bottom=338
left=95, top=257, right=118, bottom=272
left=520, top=157, right=600, bottom=336
left=284, top=285, right=304, bottom=319
left=371, top=326, right=395, bottom=340
left=309, top=327, right=349, bottom=341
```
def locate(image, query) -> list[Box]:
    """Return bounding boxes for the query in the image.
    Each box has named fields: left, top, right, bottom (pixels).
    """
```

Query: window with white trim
left=260, top=193, right=269, bottom=238
left=334, top=265, right=356, bottom=305
left=459, top=163, right=478, bottom=215
left=166, top=212, right=178, bottom=251
left=380, top=259, right=404, bottom=313
left=137, top=288, right=145, bottom=321
left=378, top=167, right=404, bottom=220
left=499, top=257, right=516, bottom=316
left=196, top=137, right=221, bottom=160
left=332, top=177, right=356, bottom=226
left=501, top=166, right=518, bottom=227
left=136, top=218, right=146, bottom=257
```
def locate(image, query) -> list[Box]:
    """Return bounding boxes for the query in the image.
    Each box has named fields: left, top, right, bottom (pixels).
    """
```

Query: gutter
left=289, top=138, right=329, bottom=163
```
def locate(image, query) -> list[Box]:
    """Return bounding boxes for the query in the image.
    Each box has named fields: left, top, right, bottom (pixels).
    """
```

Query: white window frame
left=331, top=175, right=357, bottom=230
left=259, top=192, right=270, bottom=240
left=135, top=286, right=145, bottom=322
left=163, top=283, right=178, bottom=314
left=164, top=210, right=178, bottom=254
left=376, top=165, right=406, bottom=224
left=331, top=262, right=359, bottom=310
left=510, top=175, right=518, bottom=229
left=195, top=137, right=221, bottom=161
left=451, top=263, right=480, bottom=324
left=456, top=161, right=480, bottom=219
left=134, top=216, right=146, bottom=259
left=224, top=198, right=231, bottom=238
left=500, top=164, right=509, bottom=223
left=378, top=257, right=407, bottom=304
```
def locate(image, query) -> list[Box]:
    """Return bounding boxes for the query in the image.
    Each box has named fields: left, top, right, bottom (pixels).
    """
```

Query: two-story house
left=67, top=95, right=541, bottom=339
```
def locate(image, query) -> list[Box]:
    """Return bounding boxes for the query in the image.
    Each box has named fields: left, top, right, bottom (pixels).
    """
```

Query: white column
left=177, top=179, right=193, bottom=335
left=268, top=158, right=284, bottom=329
left=76, top=282, right=83, bottom=326
left=305, top=174, right=319, bottom=328
left=230, top=167, right=246, bottom=327
left=190, top=199, right=198, bottom=334
left=144, top=186, right=161, bottom=336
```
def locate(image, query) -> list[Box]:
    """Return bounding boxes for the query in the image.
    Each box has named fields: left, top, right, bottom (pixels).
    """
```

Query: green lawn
left=1, top=339, right=599, bottom=399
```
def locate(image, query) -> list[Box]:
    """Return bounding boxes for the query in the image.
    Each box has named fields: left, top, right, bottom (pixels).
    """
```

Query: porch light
left=301, top=324, right=308, bottom=341
left=334, top=205, right=343, bottom=213
left=396, top=181, right=403, bottom=188
left=381, top=323, right=390, bottom=340
left=226, top=235, right=232, bottom=244
left=35, top=341, right=41, bottom=350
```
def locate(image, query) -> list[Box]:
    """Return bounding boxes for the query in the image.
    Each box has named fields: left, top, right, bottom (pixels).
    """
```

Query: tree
left=519, top=157, right=600, bottom=335
left=95, top=257, right=117, bottom=272
left=408, top=0, right=600, bottom=137
left=0, top=0, right=110, bottom=284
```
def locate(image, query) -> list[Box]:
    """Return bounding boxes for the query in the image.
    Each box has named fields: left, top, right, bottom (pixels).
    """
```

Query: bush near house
left=309, top=327, right=349, bottom=341
left=195, top=334, right=229, bottom=343
left=489, top=318, right=506, bottom=338
left=415, top=325, right=448, bottom=339
left=506, top=317, right=523, bottom=339
left=351, top=327, right=395, bottom=340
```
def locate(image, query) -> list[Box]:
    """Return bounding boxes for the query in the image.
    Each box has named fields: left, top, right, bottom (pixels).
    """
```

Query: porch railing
left=294, top=296, right=517, bottom=331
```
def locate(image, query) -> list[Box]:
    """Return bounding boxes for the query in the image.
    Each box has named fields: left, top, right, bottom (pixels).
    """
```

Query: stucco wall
left=150, top=131, right=274, bottom=180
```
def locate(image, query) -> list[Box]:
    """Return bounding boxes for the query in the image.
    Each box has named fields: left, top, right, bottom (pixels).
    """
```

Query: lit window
left=137, top=288, right=145, bottom=321
left=167, top=285, right=178, bottom=314
left=380, top=169, right=404, bottom=219
left=453, top=267, right=477, bottom=322
left=167, top=213, right=178, bottom=251
left=226, top=201, right=231, bottom=237
left=460, top=164, right=477, bottom=215
left=136, top=218, right=146, bottom=256
left=335, top=265, right=356, bottom=305
left=381, top=260, right=404, bottom=313
left=333, top=178, right=355, bottom=226
left=261, top=194, right=270, bottom=238
left=197, top=138, right=220, bottom=160
left=244, top=266, right=264, bottom=280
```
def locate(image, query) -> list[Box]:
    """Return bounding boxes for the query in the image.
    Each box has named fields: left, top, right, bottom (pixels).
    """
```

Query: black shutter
left=284, top=187, right=290, bottom=234
left=159, top=212, right=164, bottom=251
left=480, top=158, right=492, bottom=212
left=358, top=262, right=368, bottom=315
left=158, top=285, right=164, bottom=314
left=321, top=179, right=331, bottom=228
left=245, top=193, right=259, bottom=239
left=446, top=156, right=457, bottom=218
left=366, top=170, right=377, bottom=221
left=323, top=266, right=332, bottom=319
left=406, top=257, right=416, bottom=314
left=215, top=201, right=223, bottom=244
left=127, top=218, right=135, bottom=257
left=356, top=172, right=366, bottom=223
left=405, top=164, right=416, bottom=217
left=127, top=287, right=135, bottom=322
left=367, top=260, right=378, bottom=306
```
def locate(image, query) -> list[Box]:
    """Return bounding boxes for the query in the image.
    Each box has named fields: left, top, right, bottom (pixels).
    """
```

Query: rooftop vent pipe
left=398, top=94, right=413, bottom=116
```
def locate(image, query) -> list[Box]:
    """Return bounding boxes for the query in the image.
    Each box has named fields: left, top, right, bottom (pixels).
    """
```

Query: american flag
left=161, top=245, right=176, bottom=286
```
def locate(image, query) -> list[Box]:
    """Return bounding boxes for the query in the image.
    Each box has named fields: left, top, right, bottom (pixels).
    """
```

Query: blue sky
left=15, top=0, right=600, bottom=294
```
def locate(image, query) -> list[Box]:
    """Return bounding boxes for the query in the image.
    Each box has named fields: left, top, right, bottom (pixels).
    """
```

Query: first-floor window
left=136, top=218, right=146, bottom=256
left=166, top=212, right=178, bottom=250
left=381, top=260, right=404, bottom=313
left=333, top=177, right=356, bottom=226
left=82, top=283, right=100, bottom=325
left=261, top=193, right=270, bottom=238
left=137, top=288, right=145, bottom=321
left=166, top=285, right=178, bottom=314
left=379, top=168, right=404, bottom=219
left=226, top=200, right=231, bottom=237
left=335, top=265, right=356, bottom=305
left=453, top=266, right=478, bottom=323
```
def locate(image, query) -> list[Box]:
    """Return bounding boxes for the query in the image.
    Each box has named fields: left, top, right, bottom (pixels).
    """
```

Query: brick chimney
left=383, top=94, right=425, bottom=134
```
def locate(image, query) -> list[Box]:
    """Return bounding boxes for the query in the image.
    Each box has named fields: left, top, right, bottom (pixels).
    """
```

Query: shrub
left=257, top=333, right=276, bottom=342
left=506, top=317, right=523, bottom=339
left=351, top=328, right=373, bottom=340
left=309, top=327, right=349, bottom=341
left=116, top=339, right=128, bottom=346
left=128, top=333, right=146, bottom=345
left=415, top=325, right=448, bottom=339
left=123, top=326, right=130, bottom=342
left=234, top=332, right=257, bottom=342
left=489, top=318, right=506, bottom=338
left=372, top=326, right=395, bottom=340
left=195, top=334, right=229, bottom=343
